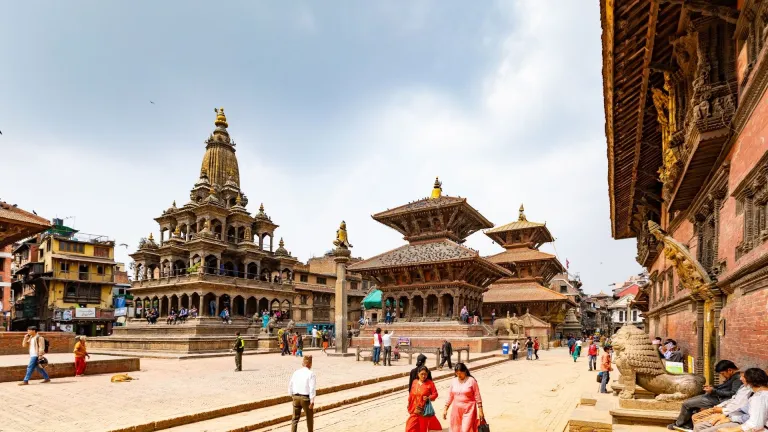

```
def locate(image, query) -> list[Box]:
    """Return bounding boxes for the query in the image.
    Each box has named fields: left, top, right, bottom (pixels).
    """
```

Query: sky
left=0, top=0, right=642, bottom=294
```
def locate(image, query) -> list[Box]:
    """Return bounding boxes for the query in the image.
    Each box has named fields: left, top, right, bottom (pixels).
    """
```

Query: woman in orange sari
left=406, top=366, right=442, bottom=432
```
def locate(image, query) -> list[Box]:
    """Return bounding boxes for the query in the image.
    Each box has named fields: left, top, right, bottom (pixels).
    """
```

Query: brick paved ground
left=256, top=348, right=618, bottom=432
left=0, top=350, right=446, bottom=432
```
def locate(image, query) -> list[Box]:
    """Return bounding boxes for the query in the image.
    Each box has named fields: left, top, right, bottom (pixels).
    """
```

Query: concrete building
left=607, top=293, right=644, bottom=334
left=11, top=219, right=117, bottom=335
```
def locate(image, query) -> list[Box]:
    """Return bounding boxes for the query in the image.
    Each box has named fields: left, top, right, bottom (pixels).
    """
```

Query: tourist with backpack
left=19, top=326, right=50, bottom=385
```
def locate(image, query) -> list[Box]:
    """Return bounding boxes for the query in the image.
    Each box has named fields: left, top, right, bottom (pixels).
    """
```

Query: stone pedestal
left=256, top=335, right=279, bottom=351
left=333, top=246, right=351, bottom=355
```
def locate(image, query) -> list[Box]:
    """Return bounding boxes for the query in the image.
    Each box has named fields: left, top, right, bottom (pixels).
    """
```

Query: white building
left=607, top=293, right=644, bottom=334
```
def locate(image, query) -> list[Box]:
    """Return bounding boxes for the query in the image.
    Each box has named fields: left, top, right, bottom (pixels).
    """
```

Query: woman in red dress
left=406, top=366, right=443, bottom=432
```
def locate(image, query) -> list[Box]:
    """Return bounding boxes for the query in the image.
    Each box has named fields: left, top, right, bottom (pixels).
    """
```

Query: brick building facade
left=601, top=0, right=768, bottom=382
left=0, top=245, right=11, bottom=329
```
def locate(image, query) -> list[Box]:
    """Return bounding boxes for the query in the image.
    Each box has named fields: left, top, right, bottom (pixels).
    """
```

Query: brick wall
left=0, top=332, right=76, bottom=355
left=0, top=357, right=139, bottom=383
left=652, top=306, right=698, bottom=361
left=720, top=288, right=768, bottom=369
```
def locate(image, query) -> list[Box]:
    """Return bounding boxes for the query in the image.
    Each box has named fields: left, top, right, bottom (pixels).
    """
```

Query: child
left=393, top=343, right=401, bottom=361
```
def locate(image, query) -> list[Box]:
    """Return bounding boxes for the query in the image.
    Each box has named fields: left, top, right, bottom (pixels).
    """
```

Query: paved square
left=0, top=350, right=438, bottom=432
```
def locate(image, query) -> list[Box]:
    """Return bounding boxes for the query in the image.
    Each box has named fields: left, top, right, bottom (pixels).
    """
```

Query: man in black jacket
left=231, top=331, right=245, bottom=372
left=439, top=340, right=453, bottom=370
left=668, top=360, right=742, bottom=430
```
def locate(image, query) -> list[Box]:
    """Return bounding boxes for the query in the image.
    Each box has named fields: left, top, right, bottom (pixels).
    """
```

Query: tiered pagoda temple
left=348, top=179, right=510, bottom=322
left=482, top=205, right=576, bottom=339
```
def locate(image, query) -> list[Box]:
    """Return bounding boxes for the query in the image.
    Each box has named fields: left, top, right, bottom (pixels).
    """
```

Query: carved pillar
left=695, top=301, right=705, bottom=378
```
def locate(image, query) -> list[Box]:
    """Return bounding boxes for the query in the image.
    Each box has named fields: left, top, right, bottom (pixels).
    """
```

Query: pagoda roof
left=373, top=196, right=492, bottom=240
left=484, top=204, right=554, bottom=246
left=485, top=248, right=559, bottom=264
left=485, top=219, right=545, bottom=233
left=0, top=202, right=51, bottom=247
left=483, top=281, right=576, bottom=305
left=348, top=239, right=507, bottom=276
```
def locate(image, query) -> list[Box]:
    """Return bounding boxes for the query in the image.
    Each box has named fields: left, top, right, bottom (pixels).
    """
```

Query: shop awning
left=362, top=289, right=382, bottom=309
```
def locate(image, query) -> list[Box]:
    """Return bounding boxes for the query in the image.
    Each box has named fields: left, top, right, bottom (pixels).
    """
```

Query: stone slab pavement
left=0, top=350, right=454, bottom=432
left=255, top=347, right=606, bottom=432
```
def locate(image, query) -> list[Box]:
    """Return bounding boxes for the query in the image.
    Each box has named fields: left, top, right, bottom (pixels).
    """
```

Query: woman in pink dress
left=442, top=363, right=484, bottom=432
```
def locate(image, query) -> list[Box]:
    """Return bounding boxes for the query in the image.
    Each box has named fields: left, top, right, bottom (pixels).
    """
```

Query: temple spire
left=519, top=204, right=527, bottom=221
left=431, top=177, right=442, bottom=199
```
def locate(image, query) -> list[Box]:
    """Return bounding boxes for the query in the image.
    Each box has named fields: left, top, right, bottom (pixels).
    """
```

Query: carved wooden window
left=316, top=277, right=327, bottom=285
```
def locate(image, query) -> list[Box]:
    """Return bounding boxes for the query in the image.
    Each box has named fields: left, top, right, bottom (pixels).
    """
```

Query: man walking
left=533, top=337, right=540, bottom=360
left=382, top=329, right=394, bottom=366
left=439, top=339, right=453, bottom=370
left=19, top=326, right=50, bottom=385
left=288, top=355, right=316, bottom=432
left=311, top=326, right=318, bottom=348
left=587, top=339, right=598, bottom=371
left=525, top=336, right=534, bottom=360
left=231, top=331, right=245, bottom=371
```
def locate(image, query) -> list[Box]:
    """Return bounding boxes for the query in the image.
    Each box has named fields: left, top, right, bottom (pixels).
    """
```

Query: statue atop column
left=333, top=220, right=353, bottom=249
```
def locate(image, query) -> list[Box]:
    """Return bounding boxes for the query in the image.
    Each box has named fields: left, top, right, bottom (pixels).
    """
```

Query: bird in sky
left=150, top=101, right=155, bottom=104
left=119, top=243, right=129, bottom=248
left=32, top=210, right=37, bottom=215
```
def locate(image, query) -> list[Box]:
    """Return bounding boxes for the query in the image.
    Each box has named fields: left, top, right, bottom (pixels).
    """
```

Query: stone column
left=332, top=249, right=351, bottom=356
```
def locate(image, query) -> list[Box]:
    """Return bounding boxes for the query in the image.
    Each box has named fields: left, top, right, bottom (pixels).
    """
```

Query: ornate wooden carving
left=649, top=221, right=714, bottom=301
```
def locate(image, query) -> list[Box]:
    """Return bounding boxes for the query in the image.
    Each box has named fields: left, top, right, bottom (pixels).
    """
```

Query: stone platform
left=0, top=353, right=140, bottom=382
left=353, top=321, right=499, bottom=352
left=89, top=318, right=280, bottom=354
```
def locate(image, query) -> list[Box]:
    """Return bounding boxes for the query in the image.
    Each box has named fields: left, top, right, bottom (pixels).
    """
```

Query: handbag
left=596, top=371, right=603, bottom=383
left=478, top=418, right=490, bottom=432
left=422, top=399, right=435, bottom=417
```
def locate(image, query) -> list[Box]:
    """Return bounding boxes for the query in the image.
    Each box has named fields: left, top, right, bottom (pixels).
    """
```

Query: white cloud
left=0, top=1, right=640, bottom=294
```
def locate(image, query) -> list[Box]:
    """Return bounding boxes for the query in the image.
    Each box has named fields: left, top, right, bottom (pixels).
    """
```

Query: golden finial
left=259, top=203, right=265, bottom=212
left=236, top=193, right=242, bottom=205
left=279, top=237, right=285, bottom=248
left=214, top=107, right=228, bottom=128
left=148, top=232, right=154, bottom=241
left=518, top=204, right=527, bottom=221
left=431, top=177, right=442, bottom=199
left=172, top=200, right=177, bottom=208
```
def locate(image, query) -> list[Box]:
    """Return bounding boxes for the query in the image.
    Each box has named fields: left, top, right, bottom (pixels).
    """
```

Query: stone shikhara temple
left=128, top=108, right=301, bottom=320
left=91, top=109, right=369, bottom=353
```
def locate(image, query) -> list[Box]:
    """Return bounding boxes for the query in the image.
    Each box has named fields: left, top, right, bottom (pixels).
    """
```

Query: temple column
left=270, top=235, right=274, bottom=252
left=422, top=294, right=427, bottom=318
left=395, top=297, right=401, bottom=320
left=438, top=297, right=443, bottom=317
left=198, top=294, right=204, bottom=317
left=160, top=230, right=164, bottom=246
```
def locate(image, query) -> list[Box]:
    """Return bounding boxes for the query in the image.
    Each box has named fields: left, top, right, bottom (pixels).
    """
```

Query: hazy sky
left=0, top=1, right=642, bottom=294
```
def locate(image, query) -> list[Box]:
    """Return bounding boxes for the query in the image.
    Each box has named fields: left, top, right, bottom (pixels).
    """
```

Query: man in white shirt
left=19, top=326, right=50, bottom=385
left=288, top=355, right=316, bottom=432
left=311, top=326, right=318, bottom=348
left=382, top=330, right=395, bottom=366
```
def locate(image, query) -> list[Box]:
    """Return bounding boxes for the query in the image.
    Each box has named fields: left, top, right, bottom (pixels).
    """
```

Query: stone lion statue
left=286, top=319, right=295, bottom=332
left=261, top=316, right=278, bottom=335
left=612, top=324, right=704, bottom=401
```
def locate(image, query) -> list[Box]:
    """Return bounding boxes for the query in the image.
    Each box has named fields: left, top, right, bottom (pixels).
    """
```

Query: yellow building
left=11, top=218, right=116, bottom=335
